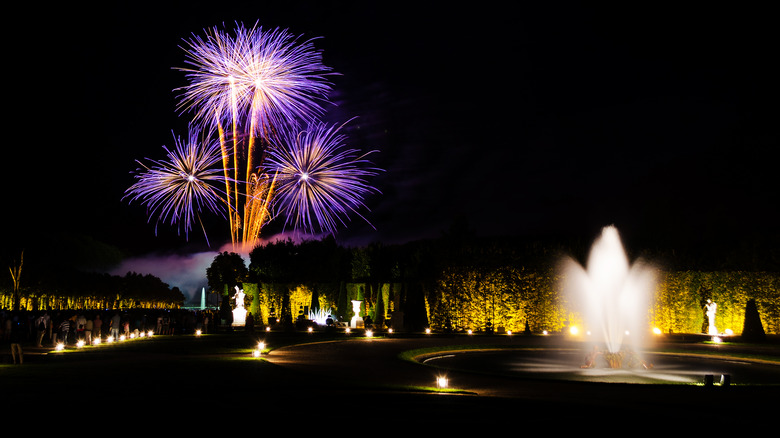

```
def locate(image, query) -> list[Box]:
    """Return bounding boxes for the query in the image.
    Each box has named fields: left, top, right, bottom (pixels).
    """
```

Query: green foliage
left=650, top=271, right=780, bottom=335
left=431, top=265, right=565, bottom=333
left=206, top=251, right=248, bottom=294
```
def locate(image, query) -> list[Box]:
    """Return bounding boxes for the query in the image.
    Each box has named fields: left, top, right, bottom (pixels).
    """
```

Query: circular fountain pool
left=423, top=348, right=780, bottom=385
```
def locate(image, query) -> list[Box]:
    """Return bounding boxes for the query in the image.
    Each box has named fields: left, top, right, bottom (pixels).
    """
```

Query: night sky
left=5, top=2, right=778, bottom=289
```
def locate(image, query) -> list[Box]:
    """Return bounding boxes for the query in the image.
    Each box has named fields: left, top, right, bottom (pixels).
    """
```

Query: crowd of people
left=1, top=308, right=219, bottom=364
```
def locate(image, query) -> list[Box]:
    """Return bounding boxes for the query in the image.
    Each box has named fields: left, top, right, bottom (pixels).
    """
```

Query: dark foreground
left=3, top=331, right=779, bottom=427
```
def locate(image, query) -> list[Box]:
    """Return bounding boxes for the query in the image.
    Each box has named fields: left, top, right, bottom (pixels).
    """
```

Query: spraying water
left=562, top=226, right=656, bottom=355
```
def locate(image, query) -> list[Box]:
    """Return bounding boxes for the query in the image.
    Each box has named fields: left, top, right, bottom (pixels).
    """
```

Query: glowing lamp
left=147, top=330, right=154, bottom=337
left=569, top=326, right=579, bottom=336
left=93, top=338, right=101, bottom=345
left=543, top=330, right=549, bottom=335
left=436, top=376, right=448, bottom=389
left=107, top=336, right=114, bottom=343
left=76, top=340, right=85, bottom=348
left=258, top=341, right=265, bottom=350
left=307, top=326, right=313, bottom=333
left=425, top=328, right=431, bottom=334
left=388, top=328, right=393, bottom=334
left=55, top=343, right=65, bottom=351
left=365, top=330, right=373, bottom=337
left=653, top=327, right=662, bottom=335
left=196, top=329, right=202, bottom=336
left=252, top=349, right=261, bottom=358
left=345, top=328, right=351, bottom=334
left=265, top=326, right=271, bottom=332
left=507, top=330, right=513, bottom=335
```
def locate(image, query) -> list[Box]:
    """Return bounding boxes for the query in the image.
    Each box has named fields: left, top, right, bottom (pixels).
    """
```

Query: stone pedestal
left=232, top=308, right=247, bottom=327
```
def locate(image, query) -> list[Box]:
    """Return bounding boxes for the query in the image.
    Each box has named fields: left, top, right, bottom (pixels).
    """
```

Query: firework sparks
left=126, top=22, right=381, bottom=248
left=266, top=121, right=381, bottom=235
left=173, top=21, right=336, bottom=247
left=124, top=128, right=229, bottom=244
left=176, top=22, right=334, bottom=133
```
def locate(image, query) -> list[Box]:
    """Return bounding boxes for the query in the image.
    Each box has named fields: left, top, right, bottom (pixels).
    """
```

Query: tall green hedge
left=428, top=267, right=779, bottom=336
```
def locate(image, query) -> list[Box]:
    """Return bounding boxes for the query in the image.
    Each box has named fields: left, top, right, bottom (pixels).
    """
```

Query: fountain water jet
left=562, top=226, right=656, bottom=368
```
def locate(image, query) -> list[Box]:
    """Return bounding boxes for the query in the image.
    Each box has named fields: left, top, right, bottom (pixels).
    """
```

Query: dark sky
left=6, top=1, right=779, bottom=266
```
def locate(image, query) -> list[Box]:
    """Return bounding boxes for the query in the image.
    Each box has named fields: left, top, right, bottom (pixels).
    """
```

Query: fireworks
left=266, top=121, right=381, bottom=234
left=126, top=21, right=380, bottom=249
left=174, top=21, right=337, bottom=247
left=175, top=22, right=334, bottom=134
left=124, top=128, right=228, bottom=244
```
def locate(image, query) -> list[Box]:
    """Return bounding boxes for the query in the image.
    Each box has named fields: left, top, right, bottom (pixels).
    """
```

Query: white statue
left=233, top=286, right=245, bottom=310
left=705, top=299, right=717, bottom=335
left=232, top=286, right=247, bottom=327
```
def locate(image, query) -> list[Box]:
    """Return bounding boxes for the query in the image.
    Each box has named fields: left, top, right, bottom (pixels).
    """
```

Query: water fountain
left=562, top=226, right=657, bottom=368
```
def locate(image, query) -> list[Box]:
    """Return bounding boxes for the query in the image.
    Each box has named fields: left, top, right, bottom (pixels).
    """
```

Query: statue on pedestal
left=232, top=286, right=247, bottom=327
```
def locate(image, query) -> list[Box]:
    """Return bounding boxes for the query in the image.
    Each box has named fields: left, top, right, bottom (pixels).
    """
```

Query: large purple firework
left=124, top=128, right=228, bottom=244
left=125, top=22, right=381, bottom=247
left=265, top=121, right=381, bottom=235
left=175, top=21, right=335, bottom=136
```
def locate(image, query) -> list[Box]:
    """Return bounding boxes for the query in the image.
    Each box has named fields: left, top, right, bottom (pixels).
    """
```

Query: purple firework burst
left=124, top=128, right=229, bottom=243
left=175, top=21, right=335, bottom=136
left=265, top=121, right=381, bottom=235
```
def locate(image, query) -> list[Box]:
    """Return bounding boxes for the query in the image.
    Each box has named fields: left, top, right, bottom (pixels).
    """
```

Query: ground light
left=55, top=343, right=65, bottom=351
left=253, top=341, right=266, bottom=358
left=195, top=329, right=202, bottom=336
left=76, top=340, right=85, bottom=348
left=425, top=328, right=431, bottom=334
left=436, top=376, right=448, bottom=389
left=365, top=330, right=373, bottom=337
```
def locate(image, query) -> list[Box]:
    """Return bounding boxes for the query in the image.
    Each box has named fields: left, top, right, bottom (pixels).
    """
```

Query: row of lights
left=566, top=325, right=735, bottom=341
left=55, top=330, right=155, bottom=351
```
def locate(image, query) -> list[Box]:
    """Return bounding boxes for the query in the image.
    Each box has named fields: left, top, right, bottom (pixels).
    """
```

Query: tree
left=207, top=252, right=249, bottom=293
left=741, top=299, right=766, bottom=341
left=207, top=251, right=248, bottom=325
left=9, top=251, right=22, bottom=311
